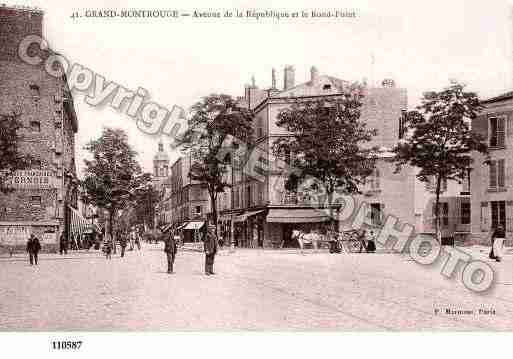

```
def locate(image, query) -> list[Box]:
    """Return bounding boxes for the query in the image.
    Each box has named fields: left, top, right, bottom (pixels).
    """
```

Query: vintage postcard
left=1, top=0, right=513, bottom=356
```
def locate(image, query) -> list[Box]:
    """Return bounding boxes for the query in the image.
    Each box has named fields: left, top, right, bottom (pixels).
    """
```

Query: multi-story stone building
left=471, top=92, right=513, bottom=244
left=168, top=154, right=209, bottom=242
left=0, top=5, right=79, bottom=252
left=216, top=66, right=417, bottom=248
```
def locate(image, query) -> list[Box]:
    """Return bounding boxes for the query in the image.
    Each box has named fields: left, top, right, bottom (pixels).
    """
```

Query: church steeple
left=153, top=139, right=170, bottom=178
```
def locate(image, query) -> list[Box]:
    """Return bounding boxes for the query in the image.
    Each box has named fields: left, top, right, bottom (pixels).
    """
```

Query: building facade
left=0, top=6, right=79, bottom=252
left=216, top=66, right=417, bottom=248
left=471, top=92, right=513, bottom=244
left=168, top=155, right=210, bottom=242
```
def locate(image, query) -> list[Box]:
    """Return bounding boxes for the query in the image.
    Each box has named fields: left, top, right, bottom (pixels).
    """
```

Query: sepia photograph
left=1, top=0, right=513, bottom=356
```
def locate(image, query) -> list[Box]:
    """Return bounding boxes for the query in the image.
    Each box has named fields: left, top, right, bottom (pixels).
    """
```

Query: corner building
left=0, top=6, right=79, bottom=252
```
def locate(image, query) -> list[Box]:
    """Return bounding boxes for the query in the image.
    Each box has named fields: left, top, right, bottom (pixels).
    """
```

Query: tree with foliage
left=132, top=179, right=160, bottom=230
left=80, top=128, right=145, bottom=250
left=180, top=94, right=254, bottom=235
left=393, top=81, right=488, bottom=242
left=272, top=85, right=377, bottom=229
left=0, top=111, right=31, bottom=195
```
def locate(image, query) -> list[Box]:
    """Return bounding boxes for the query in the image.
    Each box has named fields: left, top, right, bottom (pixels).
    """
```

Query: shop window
left=370, top=203, right=382, bottom=226
left=432, top=202, right=449, bottom=227
left=30, top=121, right=41, bottom=132
left=460, top=202, right=471, bottom=225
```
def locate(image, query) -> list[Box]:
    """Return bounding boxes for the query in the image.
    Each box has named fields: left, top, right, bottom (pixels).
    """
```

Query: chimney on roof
left=283, top=65, right=295, bottom=90
left=310, top=66, right=319, bottom=84
left=271, top=68, right=277, bottom=89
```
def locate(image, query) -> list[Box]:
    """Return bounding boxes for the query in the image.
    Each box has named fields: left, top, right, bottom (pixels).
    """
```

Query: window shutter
left=507, top=201, right=513, bottom=232
left=489, top=161, right=497, bottom=188
left=481, top=202, right=490, bottom=232
left=507, top=117, right=513, bottom=138
left=471, top=116, right=488, bottom=141
left=498, top=117, right=506, bottom=147
left=498, top=159, right=505, bottom=188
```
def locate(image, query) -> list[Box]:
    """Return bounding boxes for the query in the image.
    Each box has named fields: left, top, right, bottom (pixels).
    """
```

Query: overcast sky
left=9, top=0, right=513, bottom=175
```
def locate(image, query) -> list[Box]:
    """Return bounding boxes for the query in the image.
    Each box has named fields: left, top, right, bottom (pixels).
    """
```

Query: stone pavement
left=0, top=243, right=511, bottom=330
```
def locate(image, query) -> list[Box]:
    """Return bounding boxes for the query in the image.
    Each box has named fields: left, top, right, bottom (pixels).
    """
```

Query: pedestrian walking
left=26, top=233, right=41, bottom=266
left=135, top=231, right=141, bottom=250
left=103, top=238, right=113, bottom=260
left=489, top=225, right=506, bottom=262
left=164, top=230, right=178, bottom=274
left=203, top=225, right=218, bottom=276
left=59, top=231, right=68, bottom=255
left=119, top=233, right=128, bottom=258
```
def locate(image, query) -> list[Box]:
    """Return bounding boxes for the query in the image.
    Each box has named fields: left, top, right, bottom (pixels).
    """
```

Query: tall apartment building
left=470, top=92, right=513, bottom=244
left=216, top=66, right=416, bottom=248
left=0, top=5, right=79, bottom=252
left=168, top=154, right=209, bottom=242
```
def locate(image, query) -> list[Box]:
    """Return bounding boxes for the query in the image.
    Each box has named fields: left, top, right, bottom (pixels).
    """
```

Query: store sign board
left=0, top=225, right=30, bottom=246
left=6, top=170, right=54, bottom=189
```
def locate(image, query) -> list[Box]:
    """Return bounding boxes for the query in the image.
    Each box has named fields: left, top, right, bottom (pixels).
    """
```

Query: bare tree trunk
left=209, top=189, right=218, bottom=238
left=109, top=209, right=117, bottom=254
left=435, top=174, right=442, bottom=244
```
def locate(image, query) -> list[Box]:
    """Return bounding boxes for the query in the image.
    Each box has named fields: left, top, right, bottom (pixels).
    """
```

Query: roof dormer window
left=322, top=84, right=331, bottom=90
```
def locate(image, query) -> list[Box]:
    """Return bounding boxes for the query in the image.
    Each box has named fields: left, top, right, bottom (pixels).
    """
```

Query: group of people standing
left=163, top=224, right=218, bottom=275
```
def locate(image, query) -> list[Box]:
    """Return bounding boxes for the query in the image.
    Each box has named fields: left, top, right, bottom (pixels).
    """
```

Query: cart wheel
left=347, top=239, right=364, bottom=253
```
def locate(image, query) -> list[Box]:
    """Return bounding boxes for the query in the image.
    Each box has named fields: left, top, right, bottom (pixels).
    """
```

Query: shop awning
left=267, top=208, right=332, bottom=223
left=183, top=221, right=205, bottom=230
left=69, top=206, right=90, bottom=236
left=233, top=210, right=265, bottom=223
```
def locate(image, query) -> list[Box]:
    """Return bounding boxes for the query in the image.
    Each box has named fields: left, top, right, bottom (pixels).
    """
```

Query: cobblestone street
left=1, top=244, right=512, bottom=331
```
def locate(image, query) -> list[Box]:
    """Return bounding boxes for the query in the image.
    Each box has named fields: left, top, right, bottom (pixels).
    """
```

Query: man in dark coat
left=203, top=225, right=218, bottom=275
left=490, top=225, right=505, bottom=262
left=26, top=233, right=42, bottom=265
left=164, top=230, right=177, bottom=274
left=59, top=231, right=68, bottom=255
left=119, top=233, right=128, bottom=258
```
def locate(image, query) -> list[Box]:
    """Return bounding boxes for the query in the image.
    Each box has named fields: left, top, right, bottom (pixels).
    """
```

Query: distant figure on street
left=103, top=238, right=113, bottom=260
left=59, top=231, right=68, bottom=255
left=135, top=231, right=141, bottom=250
left=164, top=230, right=178, bottom=274
left=490, top=225, right=505, bottom=262
left=119, top=233, right=128, bottom=258
left=366, top=230, right=376, bottom=253
left=26, top=233, right=41, bottom=266
left=203, top=225, right=218, bottom=275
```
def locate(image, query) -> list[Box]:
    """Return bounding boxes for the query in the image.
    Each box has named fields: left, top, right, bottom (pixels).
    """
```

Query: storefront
left=266, top=208, right=334, bottom=248
left=0, top=220, right=59, bottom=253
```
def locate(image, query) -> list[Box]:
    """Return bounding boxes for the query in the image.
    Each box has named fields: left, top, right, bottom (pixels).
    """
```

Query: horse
left=291, top=229, right=323, bottom=254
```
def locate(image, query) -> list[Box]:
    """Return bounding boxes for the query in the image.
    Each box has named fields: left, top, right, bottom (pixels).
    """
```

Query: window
left=322, top=84, right=332, bottom=90
left=55, top=122, right=62, bottom=129
left=246, top=185, right=252, bottom=207
left=460, top=202, right=471, bottom=225
left=490, top=117, right=506, bottom=147
left=195, top=206, right=202, bottom=215
left=257, top=117, right=263, bottom=138
left=489, top=159, right=505, bottom=189
left=31, top=159, right=41, bottom=169
left=258, top=182, right=264, bottom=204
left=30, top=121, right=40, bottom=132
left=370, top=203, right=382, bottom=226
left=31, top=196, right=42, bottom=205
left=432, top=202, right=449, bottom=227
left=491, top=201, right=506, bottom=230
left=399, top=110, right=407, bottom=139
left=369, top=168, right=380, bottom=190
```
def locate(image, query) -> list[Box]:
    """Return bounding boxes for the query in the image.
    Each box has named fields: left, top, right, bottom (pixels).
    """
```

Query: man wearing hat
left=26, top=233, right=42, bottom=266
left=164, top=228, right=178, bottom=274
left=203, top=224, right=218, bottom=275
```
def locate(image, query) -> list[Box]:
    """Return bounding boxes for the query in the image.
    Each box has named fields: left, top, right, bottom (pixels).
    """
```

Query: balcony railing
left=280, top=192, right=321, bottom=205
